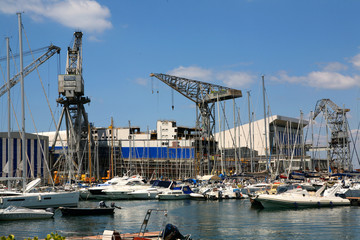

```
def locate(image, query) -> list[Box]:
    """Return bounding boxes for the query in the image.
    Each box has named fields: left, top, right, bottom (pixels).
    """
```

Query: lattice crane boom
left=150, top=73, right=242, bottom=103
left=150, top=73, right=242, bottom=175
left=0, top=45, right=60, bottom=98
left=313, top=98, right=350, bottom=120
left=312, top=98, right=352, bottom=170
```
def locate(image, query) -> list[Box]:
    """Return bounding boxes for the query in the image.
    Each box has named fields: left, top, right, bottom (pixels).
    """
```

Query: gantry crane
left=0, top=45, right=60, bottom=97
left=313, top=99, right=351, bottom=171
left=150, top=73, right=242, bottom=175
left=51, top=32, right=91, bottom=177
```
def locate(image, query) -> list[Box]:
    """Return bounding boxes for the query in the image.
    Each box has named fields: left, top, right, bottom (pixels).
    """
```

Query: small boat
left=157, top=186, right=193, bottom=200
left=0, top=206, right=54, bottom=221
left=59, top=201, right=120, bottom=216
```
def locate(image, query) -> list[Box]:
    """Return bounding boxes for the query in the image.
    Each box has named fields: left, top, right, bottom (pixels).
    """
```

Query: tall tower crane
left=51, top=32, right=91, bottom=176
left=313, top=98, right=351, bottom=171
left=150, top=73, right=242, bottom=175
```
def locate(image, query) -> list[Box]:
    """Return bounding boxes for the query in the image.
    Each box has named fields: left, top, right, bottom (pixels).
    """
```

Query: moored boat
left=59, top=201, right=120, bottom=216
left=254, top=183, right=350, bottom=209
left=0, top=206, right=54, bottom=221
left=157, top=186, right=193, bottom=200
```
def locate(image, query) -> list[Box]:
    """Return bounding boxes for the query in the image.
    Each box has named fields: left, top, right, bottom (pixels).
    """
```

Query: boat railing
left=138, top=209, right=168, bottom=238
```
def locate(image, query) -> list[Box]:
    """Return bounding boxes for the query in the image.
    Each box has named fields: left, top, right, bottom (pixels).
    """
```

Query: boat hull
left=0, top=207, right=54, bottom=221
left=59, top=207, right=115, bottom=216
left=256, top=194, right=350, bottom=209
left=158, top=194, right=190, bottom=200
left=0, top=191, right=80, bottom=209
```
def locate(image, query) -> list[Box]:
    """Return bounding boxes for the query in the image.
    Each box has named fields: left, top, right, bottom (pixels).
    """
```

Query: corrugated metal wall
left=0, top=133, right=48, bottom=178
left=121, top=147, right=194, bottom=159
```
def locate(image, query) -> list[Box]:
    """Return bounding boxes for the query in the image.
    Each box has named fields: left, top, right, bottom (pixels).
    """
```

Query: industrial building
left=0, top=132, right=49, bottom=179
left=214, top=115, right=315, bottom=174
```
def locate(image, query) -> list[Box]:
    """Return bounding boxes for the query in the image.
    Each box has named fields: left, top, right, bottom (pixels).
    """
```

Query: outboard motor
left=235, top=191, right=241, bottom=199
left=218, top=190, right=223, bottom=200
left=163, top=224, right=190, bottom=240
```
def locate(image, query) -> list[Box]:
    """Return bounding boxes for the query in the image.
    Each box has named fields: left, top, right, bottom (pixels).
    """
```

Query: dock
left=66, top=231, right=162, bottom=240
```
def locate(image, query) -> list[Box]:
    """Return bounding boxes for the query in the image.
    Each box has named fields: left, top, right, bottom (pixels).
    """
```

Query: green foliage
left=45, top=232, right=65, bottom=240
left=0, top=232, right=64, bottom=240
left=0, top=235, right=14, bottom=240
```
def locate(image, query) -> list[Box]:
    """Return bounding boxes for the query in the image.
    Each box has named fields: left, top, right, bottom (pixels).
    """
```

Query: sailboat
left=0, top=14, right=79, bottom=209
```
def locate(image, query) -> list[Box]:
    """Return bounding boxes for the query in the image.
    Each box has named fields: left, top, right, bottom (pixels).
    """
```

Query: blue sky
left=0, top=0, right=359, bottom=163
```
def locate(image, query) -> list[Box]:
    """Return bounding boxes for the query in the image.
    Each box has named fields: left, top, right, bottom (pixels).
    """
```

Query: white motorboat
left=254, top=183, right=350, bottom=209
left=157, top=186, right=193, bottom=200
left=127, top=180, right=175, bottom=200
left=0, top=178, right=79, bottom=209
left=81, top=175, right=145, bottom=200
left=0, top=191, right=80, bottom=209
left=102, top=179, right=149, bottom=200
left=82, top=176, right=130, bottom=200
left=0, top=206, right=54, bottom=220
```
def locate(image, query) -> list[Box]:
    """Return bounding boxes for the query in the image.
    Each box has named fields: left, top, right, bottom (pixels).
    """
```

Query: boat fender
left=0, top=197, right=2, bottom=204
left=330, top=201, right=333, bottom=207
left=317, top=202, right=321, bottom=207
left=294, top=202, right=298, bottom=208
left=38, top=194, right=42, bottom=201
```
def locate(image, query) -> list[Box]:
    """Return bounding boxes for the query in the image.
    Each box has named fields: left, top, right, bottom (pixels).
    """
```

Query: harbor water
left=1, top=199, right=360, bottom=240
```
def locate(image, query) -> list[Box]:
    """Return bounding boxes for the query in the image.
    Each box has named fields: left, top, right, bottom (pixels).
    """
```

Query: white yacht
left=102, top=177, right=149, bottom=200
left=157, top=185, right=193, bottom=200
left=80, top=175, right=141, bottom=200
left=0, top=179, right=79, bottom=209
left=127, top=180, right=175, bottom=200
left=254, top=183, right=350, bottom=209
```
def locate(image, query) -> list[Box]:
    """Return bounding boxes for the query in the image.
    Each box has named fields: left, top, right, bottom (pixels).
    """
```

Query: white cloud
left=270, top=70, right=360, bottom=90
left=167, top=65, right=256, bottom=89
left=350, top=53, right=360, bottom=69
left=321, top=62, right=348, bottom=72
left=216, top=71, right=255, bottom=88
left=167, top=66, right=213, bottom=82
left=0, top=0, right=112, bottom=34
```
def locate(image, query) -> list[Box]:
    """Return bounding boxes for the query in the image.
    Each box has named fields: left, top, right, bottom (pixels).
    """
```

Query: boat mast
left=262, top=76, right=269, bottom=173
left=17, top=13, right=26, bottom=192
left=233, top=98, right=238, bottom=174
left=6, top=37, right=11, bottom=189
left=248, top=91, right=253, bottom=172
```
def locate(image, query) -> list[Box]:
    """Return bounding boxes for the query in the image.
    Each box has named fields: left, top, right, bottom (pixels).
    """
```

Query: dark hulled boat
left=59, top=206, right=115, bottom=216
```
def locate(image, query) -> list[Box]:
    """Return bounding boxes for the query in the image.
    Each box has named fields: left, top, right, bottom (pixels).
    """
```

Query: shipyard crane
left=0, top=45, right=60, bottom=97
left=51, top=32, right=91, bottom=178
left=150, top=73, right=242, bottom=175
left=313, top=98, right=352, bottom=171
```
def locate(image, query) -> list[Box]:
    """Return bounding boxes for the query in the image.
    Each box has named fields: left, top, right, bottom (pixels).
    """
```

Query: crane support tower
left=150, top=73, right=242, bottom=175
left=313, top=98, right=351, bottom=171
left=52, top=32, right=91, bottom=175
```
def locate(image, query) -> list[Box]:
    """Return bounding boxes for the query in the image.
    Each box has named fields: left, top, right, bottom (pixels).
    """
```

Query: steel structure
left=0, top=45, right=60, bottom=97
left=51, top=32, right=91, bottom=175
left=150, top=73, right=242, bottom=175
left=313, top=99, right=351, bottom=171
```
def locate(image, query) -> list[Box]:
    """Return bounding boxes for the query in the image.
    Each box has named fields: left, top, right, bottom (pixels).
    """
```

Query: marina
left=1, top=199, right=360, bottom=239
left=0, top=2, right=360, bottom=240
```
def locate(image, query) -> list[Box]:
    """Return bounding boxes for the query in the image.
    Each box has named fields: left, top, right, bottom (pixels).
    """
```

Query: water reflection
left=1, top=200, right=360, bottom=240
